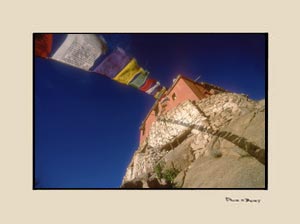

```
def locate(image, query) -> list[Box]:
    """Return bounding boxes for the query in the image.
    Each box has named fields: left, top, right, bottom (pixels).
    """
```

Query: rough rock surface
left=121, top=92, right=266, bottom=188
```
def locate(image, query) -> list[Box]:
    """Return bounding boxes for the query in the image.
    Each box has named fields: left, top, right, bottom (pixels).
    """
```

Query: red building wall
left=160, top=78, right=203, bottom=113
left=139, top=77, right=214, bottom=145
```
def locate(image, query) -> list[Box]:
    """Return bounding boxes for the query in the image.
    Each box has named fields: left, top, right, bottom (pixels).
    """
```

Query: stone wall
left=148, top=92, right=257, bottom=148
left=148, top=100, right=200, bottom=148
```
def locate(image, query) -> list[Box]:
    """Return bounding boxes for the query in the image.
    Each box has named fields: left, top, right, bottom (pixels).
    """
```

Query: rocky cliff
left=121, top=92, right=265, bottom=188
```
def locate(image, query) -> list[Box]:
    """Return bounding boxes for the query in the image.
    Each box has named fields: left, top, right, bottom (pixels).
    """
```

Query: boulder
left=182, top=155, right=265, bottom=188
left=162, top=135, right=195, bottom=171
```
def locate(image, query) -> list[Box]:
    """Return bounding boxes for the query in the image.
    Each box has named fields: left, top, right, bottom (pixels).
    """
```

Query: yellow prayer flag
left=154, top=87, right=167, bottom=99
left=113, top=58, right=143, bottom=85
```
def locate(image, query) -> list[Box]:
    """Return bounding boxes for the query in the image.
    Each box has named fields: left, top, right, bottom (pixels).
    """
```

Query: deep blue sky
left=34, top=33, right=266, bottom=188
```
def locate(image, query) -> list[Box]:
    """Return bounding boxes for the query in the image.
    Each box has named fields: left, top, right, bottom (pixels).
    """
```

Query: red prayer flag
left=139, top=78, right=157, bottom=92
left=34, top=34, right=53, bottom=58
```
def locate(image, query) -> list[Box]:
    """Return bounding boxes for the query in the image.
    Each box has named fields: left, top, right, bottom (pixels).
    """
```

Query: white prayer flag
left=146, top=81, right=160, bottom=94
left=51, top=34, right=106, bottom=71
